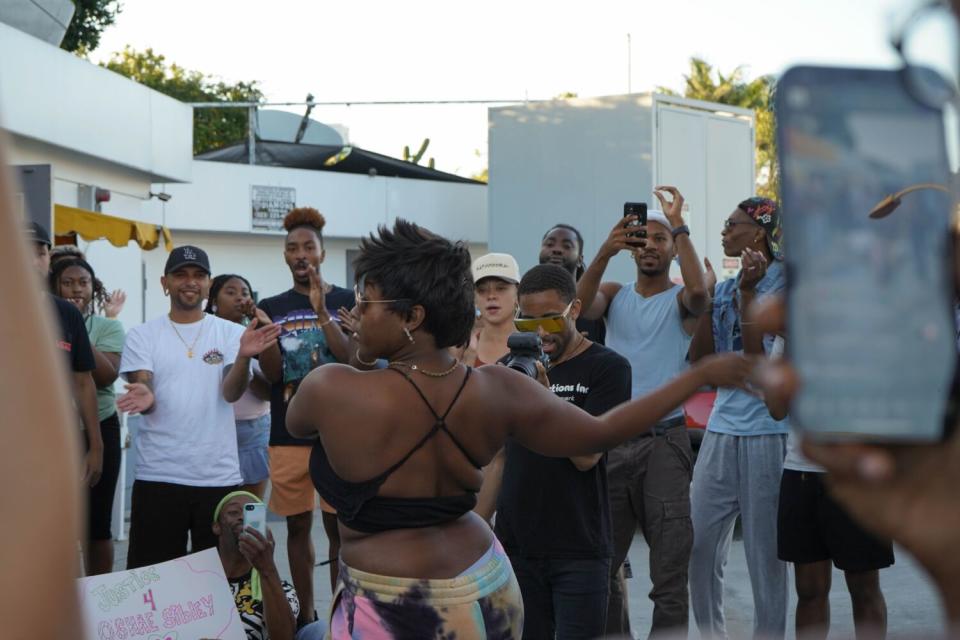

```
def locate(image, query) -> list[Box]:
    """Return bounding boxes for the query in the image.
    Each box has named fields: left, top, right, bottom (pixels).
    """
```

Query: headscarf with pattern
left=738, top=197, right=783, bottom=261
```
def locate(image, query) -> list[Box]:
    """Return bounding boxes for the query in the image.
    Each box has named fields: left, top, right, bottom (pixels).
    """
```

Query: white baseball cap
left=472, top=252, right=521, bottom=284
left=645, top=209, right=672, bottom=232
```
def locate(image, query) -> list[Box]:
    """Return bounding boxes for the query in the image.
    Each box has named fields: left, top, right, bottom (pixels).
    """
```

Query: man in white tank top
left=577, top=186, right=710, bottom=637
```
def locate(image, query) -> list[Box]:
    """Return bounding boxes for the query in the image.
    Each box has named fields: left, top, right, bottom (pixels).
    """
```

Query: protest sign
left=78, top=548, right=245, bottom=640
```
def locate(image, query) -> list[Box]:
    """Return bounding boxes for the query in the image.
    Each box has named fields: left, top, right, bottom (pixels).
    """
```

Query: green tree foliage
left=102, top=47, right=263, bottom=154
left=659, top=58, right=778, bottom=200
left=60, top=0, right=122, bottom=54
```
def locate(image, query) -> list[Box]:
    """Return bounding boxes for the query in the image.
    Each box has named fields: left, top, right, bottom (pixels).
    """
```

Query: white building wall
left=148, top=160, right=487, bottom=244
left=6, top=133, right=161, bottom=329
left=489, top=95, right=657, bottom=282
left=488, top=93, right=755, bottom=283
left=0, top=20, right=192, bottom=183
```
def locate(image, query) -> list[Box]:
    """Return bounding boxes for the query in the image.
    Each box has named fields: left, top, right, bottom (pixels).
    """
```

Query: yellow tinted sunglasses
left=513, top=301, right=574, bottom=334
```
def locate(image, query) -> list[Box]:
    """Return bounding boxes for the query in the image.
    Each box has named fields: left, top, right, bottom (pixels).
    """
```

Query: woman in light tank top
left=206, top=274, right=272, bottom=498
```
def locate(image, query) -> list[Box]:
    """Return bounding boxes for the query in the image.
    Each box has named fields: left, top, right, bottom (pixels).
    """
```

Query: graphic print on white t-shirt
left=120, top=314, right=246, bottom=486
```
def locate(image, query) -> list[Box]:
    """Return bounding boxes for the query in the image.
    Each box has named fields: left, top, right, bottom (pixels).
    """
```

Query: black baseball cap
left=26, top=221, right=51, bottom=247
left=164, top=245, right=211, bottom=274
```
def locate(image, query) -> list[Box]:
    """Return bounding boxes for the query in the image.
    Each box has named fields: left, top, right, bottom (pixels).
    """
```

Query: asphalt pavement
left=110, top=510, right=943, bottom=639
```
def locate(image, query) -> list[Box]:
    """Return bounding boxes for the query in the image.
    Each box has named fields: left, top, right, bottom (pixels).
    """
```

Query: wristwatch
left=671, top=224, right=690, bottom=239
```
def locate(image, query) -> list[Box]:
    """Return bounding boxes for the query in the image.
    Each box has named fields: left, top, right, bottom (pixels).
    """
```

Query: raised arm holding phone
left=576, top=186, right=710, bottom=637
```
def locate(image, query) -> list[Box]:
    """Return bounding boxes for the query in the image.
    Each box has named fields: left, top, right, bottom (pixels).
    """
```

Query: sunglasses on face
left=354, top=275, right=409, bottom=310
left=514, top=301, right=574, bottom=334
left=723, top=219, right=760, bottom=231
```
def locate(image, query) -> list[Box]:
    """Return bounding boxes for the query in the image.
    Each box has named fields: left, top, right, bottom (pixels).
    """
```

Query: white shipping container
left=488, top=93, right=756, bottom=283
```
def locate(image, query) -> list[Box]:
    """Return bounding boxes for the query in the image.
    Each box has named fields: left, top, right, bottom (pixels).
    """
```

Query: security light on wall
left=149, top=191, right=172, bottom=202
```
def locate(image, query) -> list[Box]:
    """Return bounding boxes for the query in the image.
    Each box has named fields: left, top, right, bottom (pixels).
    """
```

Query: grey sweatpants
left=689, top=431, right=788, bottom=639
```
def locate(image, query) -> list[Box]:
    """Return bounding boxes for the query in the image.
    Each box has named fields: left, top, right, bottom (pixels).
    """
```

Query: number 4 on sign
left=143, top=588, right=156, bottom=611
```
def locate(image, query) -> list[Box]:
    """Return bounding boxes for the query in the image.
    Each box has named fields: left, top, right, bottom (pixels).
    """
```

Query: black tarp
left=197, top=140, right=482, bottom=185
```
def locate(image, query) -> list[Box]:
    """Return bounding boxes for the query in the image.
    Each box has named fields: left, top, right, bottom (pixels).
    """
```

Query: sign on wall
left=77, top=548, right=245, bottom=640
left=251, top=185, right=296, bottom=231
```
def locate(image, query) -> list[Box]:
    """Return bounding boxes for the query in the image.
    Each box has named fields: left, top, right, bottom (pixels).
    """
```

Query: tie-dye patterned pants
left=329, top=539, right=524, bottom=639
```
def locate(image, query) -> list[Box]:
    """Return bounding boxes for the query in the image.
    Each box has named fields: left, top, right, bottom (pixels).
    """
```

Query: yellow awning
left=54, top=205, right=173, bottom=251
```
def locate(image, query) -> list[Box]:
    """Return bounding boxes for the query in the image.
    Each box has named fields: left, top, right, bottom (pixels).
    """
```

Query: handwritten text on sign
left=78, top=548, right=245, bottom=640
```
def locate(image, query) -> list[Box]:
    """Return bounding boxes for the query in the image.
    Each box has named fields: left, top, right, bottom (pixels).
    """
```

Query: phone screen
left=243, top=503, right=267, bottom=536
left=623, top=202, right=648, bottom=239
left=778, top=66, right=956, bottom=441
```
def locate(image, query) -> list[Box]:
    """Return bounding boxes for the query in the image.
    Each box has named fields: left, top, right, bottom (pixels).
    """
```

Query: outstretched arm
left=500, top=354, right=751, bottom=457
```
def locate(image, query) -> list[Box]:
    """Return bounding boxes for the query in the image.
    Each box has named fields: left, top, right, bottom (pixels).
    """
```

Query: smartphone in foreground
left=243, top=502, right=267, bottom=537
left=623, top=202, right=648, bottom=239
left=777, top=65, right=956, bottom=442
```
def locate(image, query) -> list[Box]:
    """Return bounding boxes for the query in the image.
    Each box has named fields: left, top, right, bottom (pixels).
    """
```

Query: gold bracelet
left=355, top=349, right=378, bottom=367
left=318, top=316, right=334, bottom=328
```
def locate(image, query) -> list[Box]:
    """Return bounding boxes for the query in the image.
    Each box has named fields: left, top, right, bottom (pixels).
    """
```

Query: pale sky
left=92, top=0, right=917, bottom=177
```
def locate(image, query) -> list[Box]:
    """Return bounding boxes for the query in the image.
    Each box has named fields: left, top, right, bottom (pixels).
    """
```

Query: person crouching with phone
left=213, top=491, right=326, bottom=640
left=687, top=197, right=790, bottom=638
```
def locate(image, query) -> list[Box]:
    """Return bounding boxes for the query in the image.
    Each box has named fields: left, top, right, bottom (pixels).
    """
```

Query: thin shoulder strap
left=386, top=367, right=482, bottom=469
left=439, top=367, right=473, bottom=421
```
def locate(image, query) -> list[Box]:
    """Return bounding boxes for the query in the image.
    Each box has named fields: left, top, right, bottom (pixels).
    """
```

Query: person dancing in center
left=285, top=219, right=752, bottom=639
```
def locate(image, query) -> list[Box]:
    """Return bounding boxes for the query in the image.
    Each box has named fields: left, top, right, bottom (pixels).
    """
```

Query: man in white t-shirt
left=118, top=245, right=281, bottom=569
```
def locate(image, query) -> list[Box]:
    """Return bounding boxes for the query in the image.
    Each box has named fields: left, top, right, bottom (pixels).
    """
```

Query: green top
left=86, top=315, right=125, bottom=421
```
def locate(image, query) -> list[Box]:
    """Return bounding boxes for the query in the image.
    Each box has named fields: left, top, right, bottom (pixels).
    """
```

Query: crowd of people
left=25, top=172, right=945, bottom=640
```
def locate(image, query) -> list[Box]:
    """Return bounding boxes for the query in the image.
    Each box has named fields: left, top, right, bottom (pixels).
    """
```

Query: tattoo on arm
left=129, top=370, right=154, bottom=391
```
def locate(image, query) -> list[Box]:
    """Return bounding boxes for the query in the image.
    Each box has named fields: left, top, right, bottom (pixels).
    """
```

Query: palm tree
left=659, top=58, right=778, bottom=200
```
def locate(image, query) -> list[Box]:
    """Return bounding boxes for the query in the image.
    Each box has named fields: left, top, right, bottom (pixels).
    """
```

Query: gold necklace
left=388, top=359, right=460, bottom=378
left=169, top=317, right=204, bottom=358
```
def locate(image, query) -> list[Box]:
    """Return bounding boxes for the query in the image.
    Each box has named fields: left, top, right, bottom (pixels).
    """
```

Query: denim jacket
left=708, top=260, right=789, bottom=436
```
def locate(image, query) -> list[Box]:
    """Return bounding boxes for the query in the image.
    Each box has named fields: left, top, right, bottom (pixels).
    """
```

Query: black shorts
left=86, top=413, right=122, bottom=541
left=127, top=480, right=237, bottom=569
left=778, top=469, right=894, bottom=572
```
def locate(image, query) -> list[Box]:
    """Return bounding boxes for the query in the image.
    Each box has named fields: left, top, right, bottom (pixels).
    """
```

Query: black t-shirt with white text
left=258, top=286, right=354, bottom=446
left=494, top=343, right=631, bottom=558
left=52, top=295, right=95, bottom=373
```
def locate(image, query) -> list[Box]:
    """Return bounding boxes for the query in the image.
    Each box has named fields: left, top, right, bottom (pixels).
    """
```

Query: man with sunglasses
left=576, top=186, right=709, bottom=636
left=257, top=207, right=353, bottom=628
left=493, top=263, right=631, bottom=639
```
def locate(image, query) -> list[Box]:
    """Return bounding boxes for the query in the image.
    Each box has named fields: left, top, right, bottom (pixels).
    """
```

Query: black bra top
left=309, top=366, right=480, bottom=533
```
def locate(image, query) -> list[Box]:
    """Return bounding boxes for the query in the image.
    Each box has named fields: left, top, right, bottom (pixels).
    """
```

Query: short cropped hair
left=543, top=223, right=585, bottom=280
left=283, top=207, right=326, bottom=247
left=353, top=219, right=474, bottom=349
left=518, top=264, right=577, bottom=304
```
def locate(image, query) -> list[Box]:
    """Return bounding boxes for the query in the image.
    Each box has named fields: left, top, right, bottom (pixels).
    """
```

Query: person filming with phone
left=576, top=186, right=710, bottom=636
left=213, top=491, right=325, bottom=640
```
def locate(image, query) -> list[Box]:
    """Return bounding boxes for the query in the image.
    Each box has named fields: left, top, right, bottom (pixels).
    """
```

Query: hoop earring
left=404, top=327, right=415, bottom=344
